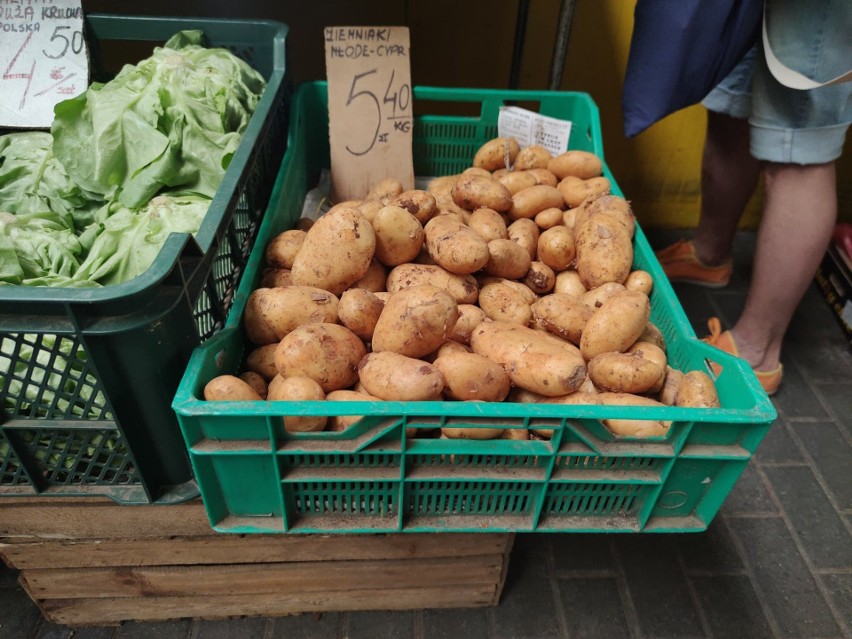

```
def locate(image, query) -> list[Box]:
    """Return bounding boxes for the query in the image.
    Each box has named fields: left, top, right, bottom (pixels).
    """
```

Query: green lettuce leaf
left=52, top=30, right=266, bottom=209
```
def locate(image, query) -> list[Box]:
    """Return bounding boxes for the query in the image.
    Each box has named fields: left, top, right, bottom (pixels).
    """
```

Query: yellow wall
left=83, top=0, right=851, bottom=229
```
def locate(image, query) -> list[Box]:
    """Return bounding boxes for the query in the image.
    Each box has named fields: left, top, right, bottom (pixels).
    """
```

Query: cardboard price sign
left=324, top=26, right=414, bottom=202
left=0, top=0, right=89, bottom=128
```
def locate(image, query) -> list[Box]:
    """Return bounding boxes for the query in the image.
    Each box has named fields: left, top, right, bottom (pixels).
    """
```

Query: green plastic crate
left=173, top=81, right=777, bottom=533
left=0, top=15, right=289, bottom=503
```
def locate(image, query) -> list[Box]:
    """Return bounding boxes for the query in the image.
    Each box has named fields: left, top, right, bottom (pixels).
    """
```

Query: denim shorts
left=702, top=1, right=851, bottom=164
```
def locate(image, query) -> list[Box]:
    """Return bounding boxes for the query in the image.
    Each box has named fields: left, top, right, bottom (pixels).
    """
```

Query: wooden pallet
left=0, top=497, right=513, bottom=626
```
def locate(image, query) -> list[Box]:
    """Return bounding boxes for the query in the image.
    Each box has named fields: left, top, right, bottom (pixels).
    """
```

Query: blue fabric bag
left=622, top=0, right=762, bottom=137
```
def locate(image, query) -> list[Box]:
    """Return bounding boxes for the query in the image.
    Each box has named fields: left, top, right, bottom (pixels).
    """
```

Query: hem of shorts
left=701, top=86, right=751, bottom=120
left=749, top=122, right=850, bottom=164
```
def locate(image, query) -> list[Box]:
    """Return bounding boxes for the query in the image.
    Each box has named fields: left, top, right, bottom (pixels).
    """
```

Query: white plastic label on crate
left=0, top=0, right=88, bottom=129
left=324, top=26, right=414, bottom=202
left=497, top=106, right=572, bottom=158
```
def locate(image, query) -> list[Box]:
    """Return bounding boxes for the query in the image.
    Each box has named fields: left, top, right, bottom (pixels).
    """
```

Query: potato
left=203, top=375, right=262, bottom=401
left=534, top=207, right=564, bottom=230
left=425, top=339, right=472, bottom=362
left=366, top=177, right=404, bottom=204
left=485, top=238, right=532, bottom=279
left=588, top=352, right=665, bottom=394
left=580, top=290, right=651, bottom=360
left=442, top=425, right=504, bottom=440
left=627, top=341, right=667, bottom=372
left=275, top=323, right=367, bottom=392
left=358, top=352, right=445, bottom=401
left=244, top=286, right=339, bottom=345
left=537, top=226, right=576, bottom=272
left=477, top=277, right=537, bottom=303
left=557, top=176, right=611, bottom=208
left=424, top=215, right=490, bottom=274
left=581, top=282, right=626, bottom=309
left=265, top=230, right=306, bottom=269
left=268, top=376, right=326, bottom=433
left=522, top=261, right=556, bottom=294
left=676, top=370, right=721, bottom=408
left=507, top=218, right=540, bottom=260
left=351, top=259, right=387, bottom=293
left=538, top=391, right=600, bottom=405
left=373, top=292, right=391, bottom=303
left=509, top=185, right=564, bottom=220
left=290, top=207, right=376, bottom=294
left=625, top=270, right=653, bottom=295
left=372, top=205, right=425, bottom=266
left=470, top=321, right=587, bottom=396
left=387, top=264, right=479, bottom=304
left=356, top=199, right=384, bottom=223
left=527, top=168, right=559, bottom=187
left=462, top=167, right=492, bottom=178
left=338, top=289, right=385, bottom=341
left=473, top=137, right=520, bottom=171
left=514, top=145, right=552, bottom=170
left=507, top=388, right=549, bottom=403
left=502, top=428, right=531, bottom=440
left=296, top=218, right=314, bottom=232
left=531, top=293, right=593, bottom=344
left=259, top=268, right=292, bottom=288
left=479, top=282, right=533, bottom=326
left=372, top=285, right=459, bottom=358
left=246, top=344, right=279, bottom=380
left=434, top=351, right=511, bottom=402
left=239, top=372, right=268, bottom=399
left=581, top=194, right=635, bottom=237
left=451, top=174, right=513, bottom=212
left=547, top=150, right=603, bottom=180
left=658, top=367, right=684, bottom=406
left=562, top=208, right=579, bottom=228
left=578, top=375, right=599, bottom=394
left=390, top=190, right=438, bottom=225
left=498, top=170, right=538, bottom=195
left=450, top=304, right=487, bottom=344
left=428, top=175, right=459, bottom=199
left=574, top=212, right=633, bottom=289
left=326, top=390, right=378, bottom=431
left=636, top=321, right=666, bottom=352
left=554, top=271, right=587, bottom=297
left=597, top=393, right=670, bottom=437
left=468, top=207, right=508, bottom=242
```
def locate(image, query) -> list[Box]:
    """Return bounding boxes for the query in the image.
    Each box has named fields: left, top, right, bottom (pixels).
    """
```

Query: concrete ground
left=1, top=231, right=851, bottom=639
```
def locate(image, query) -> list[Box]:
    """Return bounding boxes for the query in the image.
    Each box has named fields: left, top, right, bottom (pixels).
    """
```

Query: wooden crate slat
left=0, top=533, right=512, bottom=569
left=37, top=585, right=500, bottom=626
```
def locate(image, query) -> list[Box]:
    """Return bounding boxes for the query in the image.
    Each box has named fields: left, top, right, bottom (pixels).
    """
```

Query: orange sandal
left=656, top=240, right=733, bottom=288
left=702, top=318, right=782, bottom=396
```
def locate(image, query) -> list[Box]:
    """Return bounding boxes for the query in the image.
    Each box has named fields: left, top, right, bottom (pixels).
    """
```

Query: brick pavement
left=1, top=232, right=850, bottom=639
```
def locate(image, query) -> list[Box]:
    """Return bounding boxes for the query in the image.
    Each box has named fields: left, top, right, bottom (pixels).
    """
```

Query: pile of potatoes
left=204, top=137, right=720, bottom=439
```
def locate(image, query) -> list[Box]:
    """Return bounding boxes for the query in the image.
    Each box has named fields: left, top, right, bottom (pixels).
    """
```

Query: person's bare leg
left=692, top=111, right=761, bottom=265
left=731, top=161, right=837, bottom=371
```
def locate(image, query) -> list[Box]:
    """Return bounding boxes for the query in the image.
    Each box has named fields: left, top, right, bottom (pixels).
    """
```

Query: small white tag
left=498, top=106, right=572, bottom=157
left=0, top=0, right=89, bottom=129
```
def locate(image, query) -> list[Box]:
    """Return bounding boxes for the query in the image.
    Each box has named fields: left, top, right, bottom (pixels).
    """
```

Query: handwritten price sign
left=324, top=26, right=414, bottom=201
left=0, top=0, right=88, bottom=128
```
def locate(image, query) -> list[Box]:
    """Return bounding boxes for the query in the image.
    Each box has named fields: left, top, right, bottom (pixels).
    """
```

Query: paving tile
left=728, top=517, right=840, bottom=637
left=820, top=573, right=852, bottom=631
left=773, top=362, right=829, bottom=418
left=790, top=420, right=852, bottom=510
left=786, top=339, right=852, bottom=381
left=0, top=566, right=17, bottom=589
left=422, top=608, right=489, bottom=639
left=549, top=533, right=614, bottom=574
left=491, top=560, right=561, bottom=639
left=690, top=575, right=773, bottom=639
left=677, top=518, right=744, bottom=574
left=194, top=617, right=267, bottom=639
left=752, top=419, right=804, bottom=464
left=58, top=628, right=115, bottom=639
left=669, top=285, right=716, bottom=336
left=345, top=610, right=414, bottom=639
left=612, top=535, right=704, bottom=638
left=557, top=577, right=631, bottom=639
left=117, top=620, right=190, bottom=639
left=816, top=382, right=852, bottom=437
left=35, top=622, right=72, bottom=639
left=0, top=586, right=43, bottom=639
left=763, top=466, right=852, bottom=570
left=708, top=290, right=746, bottom=329
left=720, top=463, right=776, bottom=515
left=270, top=612, right=341, bottom=638
left=510, top=533, right=550, bottom=577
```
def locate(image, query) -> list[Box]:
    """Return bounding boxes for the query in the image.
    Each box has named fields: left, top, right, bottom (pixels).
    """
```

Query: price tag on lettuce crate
left=498, top=106, right=572, bottom=158
left=324, top=26, right=414, bottom=202
left=0, top=0, right=88, bottom=128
